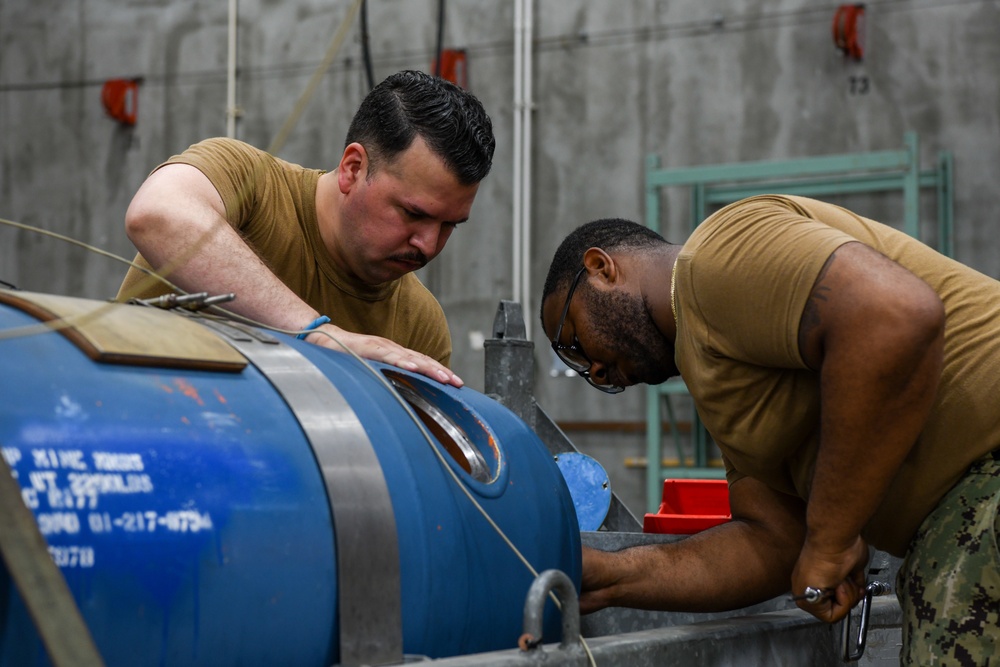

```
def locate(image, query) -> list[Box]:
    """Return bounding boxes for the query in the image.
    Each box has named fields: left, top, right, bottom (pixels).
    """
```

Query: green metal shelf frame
left=644, top=132, right=955, bottom=513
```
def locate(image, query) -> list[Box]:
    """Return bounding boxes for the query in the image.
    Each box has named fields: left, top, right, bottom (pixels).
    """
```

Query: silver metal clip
left=134, top=292, right=236, bottom=311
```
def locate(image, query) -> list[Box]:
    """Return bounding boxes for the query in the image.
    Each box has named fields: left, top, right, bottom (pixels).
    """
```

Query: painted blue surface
left=0, top=300, right=581, bottom=666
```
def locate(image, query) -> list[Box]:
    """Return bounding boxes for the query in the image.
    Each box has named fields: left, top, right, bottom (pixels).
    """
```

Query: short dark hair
left=540, top=218, right=668, bottom=322
left=346, top=70, right=495, bottom=185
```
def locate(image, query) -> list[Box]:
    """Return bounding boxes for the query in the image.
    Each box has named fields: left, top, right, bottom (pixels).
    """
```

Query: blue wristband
left=296, top=315, right=331, bottom=339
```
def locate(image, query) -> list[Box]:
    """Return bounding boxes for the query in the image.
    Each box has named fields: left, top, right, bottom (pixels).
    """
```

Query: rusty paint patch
left=472, top=414, right=503, bottom=464
left=173, top=378, right=205, bottom=406
left=213, top=388, right=228, bottom=405
left=485, top=432, right=501, bottom=465
left=180, top=416, right=191, bottom=425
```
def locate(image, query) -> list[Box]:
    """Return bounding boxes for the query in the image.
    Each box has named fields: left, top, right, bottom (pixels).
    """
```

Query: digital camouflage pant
left=898, top=449, right=1000, bottom=666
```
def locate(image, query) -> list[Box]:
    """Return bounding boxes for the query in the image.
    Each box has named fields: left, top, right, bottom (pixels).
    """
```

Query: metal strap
left=223, top=331, right=403, bottom=666
left=0, top=452, right=105, bottom=666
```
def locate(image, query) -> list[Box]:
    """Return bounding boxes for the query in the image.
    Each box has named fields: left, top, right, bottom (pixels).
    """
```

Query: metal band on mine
left=214, top=323, right=402, bottom=666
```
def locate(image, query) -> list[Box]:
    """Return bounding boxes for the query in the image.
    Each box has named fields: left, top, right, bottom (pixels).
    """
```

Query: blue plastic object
left=0, top=298, right=581, bottom=666
left=554, top=452, right=612, bottom=531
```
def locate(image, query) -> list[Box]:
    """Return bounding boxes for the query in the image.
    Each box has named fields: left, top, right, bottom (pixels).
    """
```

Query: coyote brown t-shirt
left=673, top=194, right=1000, bottom=555
left=117, top=138, right=451, bottom=365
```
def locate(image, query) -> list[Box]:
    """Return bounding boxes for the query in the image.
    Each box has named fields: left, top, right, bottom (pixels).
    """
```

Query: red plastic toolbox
left=643, top=479, right=731, bottom=534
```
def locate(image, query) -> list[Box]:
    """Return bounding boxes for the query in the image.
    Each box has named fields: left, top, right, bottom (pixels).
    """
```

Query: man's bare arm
left=124, top=163, right=463, bottom=386
left=581, top=476, right=806, bottom=614
left=793, top=241, right=945, bottom=622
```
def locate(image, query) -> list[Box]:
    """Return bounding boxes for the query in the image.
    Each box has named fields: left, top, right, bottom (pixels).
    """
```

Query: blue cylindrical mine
left=0, top=293, right=581, bottom=666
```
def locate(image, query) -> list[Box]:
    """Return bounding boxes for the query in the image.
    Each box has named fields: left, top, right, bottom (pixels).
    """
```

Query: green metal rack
left=644, top=132, right=954, bottom=513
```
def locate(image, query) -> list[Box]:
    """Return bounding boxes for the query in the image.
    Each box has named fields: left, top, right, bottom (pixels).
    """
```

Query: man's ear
left=337, top=143, right=368, bottom=194
left=582, top=247, right=618, bottom=285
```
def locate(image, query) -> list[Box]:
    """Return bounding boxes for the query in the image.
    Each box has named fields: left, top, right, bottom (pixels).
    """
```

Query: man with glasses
left=550, top=266, right=626, bottom=393
left=539, top=194, right=1000, bottom=664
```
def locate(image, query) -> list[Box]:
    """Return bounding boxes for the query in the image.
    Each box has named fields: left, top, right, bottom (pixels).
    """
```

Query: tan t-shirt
left=674, top=194, right=1000, bottom=556
left=117, top=138, right=452, bottom=366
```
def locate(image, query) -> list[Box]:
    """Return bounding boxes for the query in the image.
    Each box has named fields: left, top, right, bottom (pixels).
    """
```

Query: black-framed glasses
left=551, top=267, right=625, bottom=394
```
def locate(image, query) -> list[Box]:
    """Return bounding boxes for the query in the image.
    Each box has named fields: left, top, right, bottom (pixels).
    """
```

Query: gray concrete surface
left=3, top=0, right=998, bottom=519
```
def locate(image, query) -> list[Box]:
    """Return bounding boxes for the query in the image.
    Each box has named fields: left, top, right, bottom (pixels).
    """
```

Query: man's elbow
left=910, top=285, right=946, bottom=352
left=886, top=284, right=946, bottom=386
left=123, top=194, right=167, bottom=251
left=124, top=196, right=149, bottom=238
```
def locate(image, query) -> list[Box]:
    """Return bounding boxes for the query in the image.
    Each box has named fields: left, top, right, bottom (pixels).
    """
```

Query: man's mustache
left=389, top=252, right=428, bottom=268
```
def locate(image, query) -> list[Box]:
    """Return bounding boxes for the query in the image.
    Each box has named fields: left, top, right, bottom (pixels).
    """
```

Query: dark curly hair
left=540, top=218, right=669, bottom=324
left=346, top=70, right=495, bottom=185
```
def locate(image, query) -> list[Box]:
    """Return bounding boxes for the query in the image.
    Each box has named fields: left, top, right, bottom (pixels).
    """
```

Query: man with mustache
left=118, top=70, right=495, bottom=386
left=539, top=194, right=1000, bottom=664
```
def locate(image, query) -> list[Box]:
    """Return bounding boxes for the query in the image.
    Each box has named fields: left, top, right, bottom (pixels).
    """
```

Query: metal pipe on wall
left=512, top=0, right=534, bottom=341
left=226, top=0, right=238, bottom=138
left=520, top=1, right=533, bottom=342
left=512, top=0, right=523, bottom=313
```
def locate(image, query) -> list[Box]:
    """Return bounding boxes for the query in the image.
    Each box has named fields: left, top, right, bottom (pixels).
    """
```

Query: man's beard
left=586, top=286, right=675, bottom=386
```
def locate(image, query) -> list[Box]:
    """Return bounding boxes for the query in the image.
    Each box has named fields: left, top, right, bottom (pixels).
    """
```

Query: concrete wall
left=3, top=0, right=998, bottom=517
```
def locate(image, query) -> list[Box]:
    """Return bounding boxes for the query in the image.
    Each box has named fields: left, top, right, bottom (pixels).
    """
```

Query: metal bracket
left=484, top=300, right=642, bottom=533
left=483, top=300, right=535, bottom=427
left=518, top=569, right=581, bottom=654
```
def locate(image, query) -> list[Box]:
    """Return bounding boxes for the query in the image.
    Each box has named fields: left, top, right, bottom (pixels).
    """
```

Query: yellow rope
left=268, top=0, right=364, bottom=155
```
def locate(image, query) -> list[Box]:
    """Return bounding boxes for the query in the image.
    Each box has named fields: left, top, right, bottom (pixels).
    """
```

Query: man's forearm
left=582, top=518, right=799, bottom=615
left=138, top=218, right=319, bottom=332
left=582, top=476, right=808, bottom=615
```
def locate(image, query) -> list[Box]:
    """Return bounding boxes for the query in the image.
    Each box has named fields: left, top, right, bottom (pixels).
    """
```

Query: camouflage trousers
left=897, top=449, right=1000, bottom=666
